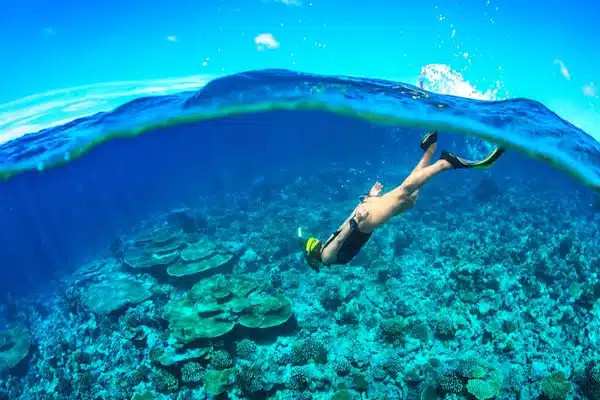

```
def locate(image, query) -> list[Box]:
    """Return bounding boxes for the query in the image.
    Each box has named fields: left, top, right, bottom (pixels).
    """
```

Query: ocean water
left=0, top=70, right=599, bottom=400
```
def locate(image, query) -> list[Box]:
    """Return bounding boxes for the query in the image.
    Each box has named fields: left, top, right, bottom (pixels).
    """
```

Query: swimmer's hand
left=354, top=206, right=369, bottom=222
left=368, top=181, right=383, bottom=197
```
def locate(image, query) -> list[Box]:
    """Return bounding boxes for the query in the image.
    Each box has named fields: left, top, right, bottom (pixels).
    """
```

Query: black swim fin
left=440, top=147, right=505, bottom=169
left=420, top=130, right=438, bottom=151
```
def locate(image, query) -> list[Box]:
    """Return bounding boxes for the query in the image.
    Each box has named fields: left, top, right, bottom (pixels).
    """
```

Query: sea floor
left=1, top=163, right=600, bottom=400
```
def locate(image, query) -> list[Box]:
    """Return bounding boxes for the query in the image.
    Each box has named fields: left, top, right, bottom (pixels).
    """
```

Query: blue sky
left=1, top=0, right=599, bottom=138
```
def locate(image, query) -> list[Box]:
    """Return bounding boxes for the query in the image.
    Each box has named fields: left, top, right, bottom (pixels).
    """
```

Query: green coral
left=162, top=274, right=293, bottom=343
left=82, top=275, right=152, bottom=315
left=125, top=225, right=184, bottom=269
left=352, top=373, right=369, bottom=392
left=420, top=383, right=439, bottom=400
left=180, top=239, right=218, bottom=262
left=0, top=327, right=30, bottom=374
left=168, top=252, right=233, bottom=277
left=455, top=358, right=501, bottom=400
left=457, top=358, right=487, bottom=379
left=380, top=317, right=407, bottom=344
left=204, top=368, right=235, bottom=395
left=466, top=379, right=499, bottom=400
left=131, top=392, right=155, bottom=400
left=410, top=322, right=430, bottom=343
left=541, top=371, right=571, bottom=400
left=124, top=247, right=180, bottom=269
left=134, top=225, right=182, bottom=246
left=331, top=389, right=355, bottom=400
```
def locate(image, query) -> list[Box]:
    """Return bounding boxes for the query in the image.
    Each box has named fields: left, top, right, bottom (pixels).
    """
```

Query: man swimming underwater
left=299, top=131, right=504, bottom=271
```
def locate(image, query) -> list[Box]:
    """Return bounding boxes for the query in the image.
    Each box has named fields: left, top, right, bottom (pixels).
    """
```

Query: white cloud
left=554, top=59, right=571, bottom=80
left=254, top=33, right=280, bottom=50
left=166, top=35, right=177, bottom=42
left=583, top=82, right=597, bottom=97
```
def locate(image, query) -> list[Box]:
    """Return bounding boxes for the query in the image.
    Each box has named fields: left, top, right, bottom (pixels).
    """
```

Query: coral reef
left=1, top=165, right=599, bottom=400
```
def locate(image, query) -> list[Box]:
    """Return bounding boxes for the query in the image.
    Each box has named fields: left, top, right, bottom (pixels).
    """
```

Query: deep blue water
left=0, top=110, right=595, bottom=297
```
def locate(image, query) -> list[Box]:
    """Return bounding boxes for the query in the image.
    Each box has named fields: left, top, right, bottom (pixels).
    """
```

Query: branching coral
left=540, top=371, right=571, bottom=400
left=291, top=337, right=328, bottom=365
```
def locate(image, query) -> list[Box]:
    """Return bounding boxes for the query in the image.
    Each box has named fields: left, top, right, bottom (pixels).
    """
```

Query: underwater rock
left=163, top=274, right=293, bottom=343
left=474, top=176, right=501, bottom=203
left=420, top=383, right=439, bottom=400
left=431, top=314, right=457, bottom=340
left=81, top=276, right=152, bottom=315
left=582, top=360, right=600, bottom=399
left=150, top=347, right=210, bottom=367
left=393, top=227, right=414, bottom=256
left=0, top=327, right=30, bottom=375
left=122, top=327, right=149, bottom=349
left=166, top=208, right=207, bottom=233
left=351, top=372, right=369, bottom=393
left=203, top=368, right=235, bottom=395
left=410, top=321, right=430, bottom=343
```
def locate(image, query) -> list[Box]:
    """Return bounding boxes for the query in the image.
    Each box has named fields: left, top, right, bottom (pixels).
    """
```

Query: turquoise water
left=0, top=70, right=600, bottom=400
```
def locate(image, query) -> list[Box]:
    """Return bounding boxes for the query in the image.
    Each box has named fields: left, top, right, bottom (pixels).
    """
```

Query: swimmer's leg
left=406, top=131, right=438, bottom=200
left=360, top=159, right=452, bottom=230
left=395, top=159, right=453, bottom=197
left=410, top=130, right=437, bottom=173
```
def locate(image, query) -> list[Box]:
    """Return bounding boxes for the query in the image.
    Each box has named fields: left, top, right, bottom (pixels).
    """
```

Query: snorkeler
left=299, top=131, right=504, bottom=271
